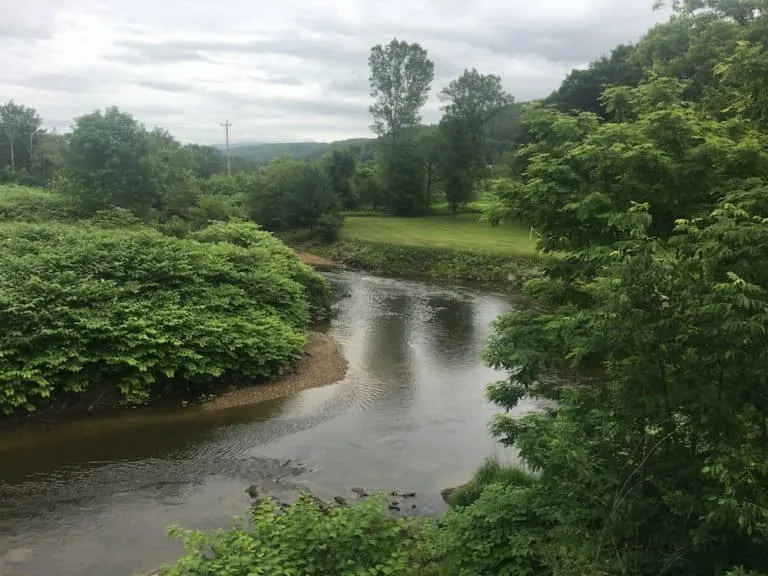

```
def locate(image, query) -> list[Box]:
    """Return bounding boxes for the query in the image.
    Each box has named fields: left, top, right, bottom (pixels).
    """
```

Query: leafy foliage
left=477, top=6, right=768, bottom=575
left=247, top=155, right=341, bottom=232
left=0, top=220, right=327, bottom=413
left=161, top=493, right=427, bottom=576
left=0, top=185, right=76, bottom=222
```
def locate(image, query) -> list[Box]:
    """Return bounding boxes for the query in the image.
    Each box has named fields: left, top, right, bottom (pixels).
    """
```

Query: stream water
left=0, top=271, right=542, bottom=576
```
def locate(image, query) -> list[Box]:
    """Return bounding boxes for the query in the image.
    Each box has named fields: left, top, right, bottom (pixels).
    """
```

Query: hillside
left=227, top=138, right=376, bottom=164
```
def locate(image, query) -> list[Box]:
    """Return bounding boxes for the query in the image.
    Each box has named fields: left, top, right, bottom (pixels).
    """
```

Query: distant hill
left=227, top=138, right=377, bottom=164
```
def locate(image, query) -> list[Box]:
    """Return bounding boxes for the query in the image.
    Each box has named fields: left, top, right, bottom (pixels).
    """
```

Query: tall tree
left=66, top=106, right=160, bottom=217
left=368, top=39, right=435, bottom=140
left=0, top=100, right=42, bottom=172
left=438, top=69, right=511, bottom=214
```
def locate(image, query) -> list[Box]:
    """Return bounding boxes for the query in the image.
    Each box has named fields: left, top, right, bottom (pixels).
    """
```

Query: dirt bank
left=202, top=331, right=348, bottom=411
left=296, top=251, right=342, bottom=270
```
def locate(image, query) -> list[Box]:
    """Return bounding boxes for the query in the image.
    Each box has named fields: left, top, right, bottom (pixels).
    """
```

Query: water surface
left=0, top=271, right=539, bottom=576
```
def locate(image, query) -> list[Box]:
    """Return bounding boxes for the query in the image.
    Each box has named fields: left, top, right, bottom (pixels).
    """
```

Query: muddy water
left=0, top=271, right=541, bottom=576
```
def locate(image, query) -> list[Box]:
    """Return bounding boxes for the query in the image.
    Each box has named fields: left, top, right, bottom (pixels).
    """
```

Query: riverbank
left=203, top=331, right=347, bottom=410
left=298, top=214, right=544, bottom=288
left=307, top=239, right=542, bottom=288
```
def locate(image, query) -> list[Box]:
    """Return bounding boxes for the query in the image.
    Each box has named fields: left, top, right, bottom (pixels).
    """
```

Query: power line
left=219, top=120, right=232, bottom=176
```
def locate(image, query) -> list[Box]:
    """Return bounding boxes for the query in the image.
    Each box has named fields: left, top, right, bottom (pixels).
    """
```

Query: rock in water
left=440, top=487, right=457, bottom=505
left=333, top=496, right=348, bottom=506
left=246, top=485, right=260, bottom=499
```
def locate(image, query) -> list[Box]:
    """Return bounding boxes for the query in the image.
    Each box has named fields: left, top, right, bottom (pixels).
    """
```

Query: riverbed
left=0, top=271, right=541, bottom=576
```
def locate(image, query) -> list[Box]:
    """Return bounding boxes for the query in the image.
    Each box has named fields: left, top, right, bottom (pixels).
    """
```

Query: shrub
left=0, top=220, right=323, bottom=413
left=190, top=221, right=332, bottom=322
left=450, top=458, right=536, bottom=508
left=432, top=484, right=548, bottom=576
left=161, top=493, right=428, bottom=576
left=0, top=185, right=76, bottom=222
left=314, top=212, right=344, bottom=243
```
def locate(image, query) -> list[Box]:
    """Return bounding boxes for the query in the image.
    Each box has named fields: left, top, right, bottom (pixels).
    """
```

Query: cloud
left=0, top=0, right=669, bottom=143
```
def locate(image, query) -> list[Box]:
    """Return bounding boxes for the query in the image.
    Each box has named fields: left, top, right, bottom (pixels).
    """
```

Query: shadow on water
left=0, top=271, right=541, bottom=576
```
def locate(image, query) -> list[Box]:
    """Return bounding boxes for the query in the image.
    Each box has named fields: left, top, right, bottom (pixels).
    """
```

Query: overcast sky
left=1, top=0, right=669, bottom=144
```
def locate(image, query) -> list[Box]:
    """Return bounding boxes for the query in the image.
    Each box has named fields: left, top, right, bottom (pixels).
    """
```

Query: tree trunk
left=9, top=134, right=14, bottom=170
left=450, top=193, right=457, bottom=215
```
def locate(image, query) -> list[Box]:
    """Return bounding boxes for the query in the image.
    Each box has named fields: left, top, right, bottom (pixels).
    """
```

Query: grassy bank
left=309, top=214, right=544, bottom=287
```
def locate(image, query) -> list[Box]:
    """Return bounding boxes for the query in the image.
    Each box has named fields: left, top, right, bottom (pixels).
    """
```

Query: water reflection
left=424, top=294, right=477, bottom=367
left=0, top=271, right=538, bottom=576
left=362, top=292, right=416, bottom=411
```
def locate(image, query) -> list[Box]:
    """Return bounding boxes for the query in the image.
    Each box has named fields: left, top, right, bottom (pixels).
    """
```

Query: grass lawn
left=339, top=213, right=538, bottom=257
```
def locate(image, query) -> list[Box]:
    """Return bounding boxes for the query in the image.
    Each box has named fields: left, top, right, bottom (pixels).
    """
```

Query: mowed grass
left=340, top=213, right=538, bottom=257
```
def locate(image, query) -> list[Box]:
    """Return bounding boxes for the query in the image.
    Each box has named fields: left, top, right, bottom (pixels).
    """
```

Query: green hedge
left=310, top=240, right=543, bottom=287
left=0, top=220, right=328, bottom=413
left=0, top=185, right=77, bottom=222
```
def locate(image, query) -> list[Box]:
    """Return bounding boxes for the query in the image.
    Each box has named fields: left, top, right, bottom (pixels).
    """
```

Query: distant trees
left=320, top=148, right=358, bottom=210
left=247, top=156, right=342, bottom=235
left=66, top=107, right=161, bottom=217
left=437, top=69, right=511, bottom=214
left=0, top=101, right=44, bottom=183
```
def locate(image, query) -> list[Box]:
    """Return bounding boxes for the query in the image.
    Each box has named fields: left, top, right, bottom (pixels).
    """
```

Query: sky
left=1, top=0, right=670, bottom=144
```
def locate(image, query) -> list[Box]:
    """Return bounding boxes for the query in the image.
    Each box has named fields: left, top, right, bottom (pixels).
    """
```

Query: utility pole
left=220, top=120, right=232, bottom=176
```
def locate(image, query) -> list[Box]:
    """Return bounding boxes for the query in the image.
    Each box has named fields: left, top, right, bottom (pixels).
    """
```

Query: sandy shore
left=202, top=331, right=348, bottom=411
left=296, top=251, right=341, bottom=270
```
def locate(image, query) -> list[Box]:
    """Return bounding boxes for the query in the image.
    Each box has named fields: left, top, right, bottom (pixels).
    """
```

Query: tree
left=353, top=161, right=384, bottom=209
left=480, top=65, right=768, bottom=576
left=247, top=155, right=340, bottom=232
left=185, top=143, right=227, bottom=179
left=378, top=139, right=427, bottom=216
left=368, top=39, right=435, bottom=141
left=66, top=107, right=160, bottom=217
left=321, top=148, right=358, bottom=209
left=0, top=100, right=42, bottom=172
left=437, top=69, right=511, bottom=214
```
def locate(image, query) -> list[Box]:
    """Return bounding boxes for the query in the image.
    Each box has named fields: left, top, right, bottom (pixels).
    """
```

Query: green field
left=339, top=214, right=537, bottom=256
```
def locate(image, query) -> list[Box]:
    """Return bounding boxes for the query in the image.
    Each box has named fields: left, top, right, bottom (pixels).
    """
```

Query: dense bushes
left=312, top=239, right=541, bottom=286
left=0, top=185, right=76, bottom=222
left=162, top=494, right=429, bottom=576
left=0, top=220, right=328, bottom=413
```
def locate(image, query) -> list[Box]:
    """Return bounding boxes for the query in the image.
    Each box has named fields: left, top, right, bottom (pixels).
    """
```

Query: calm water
left=0, top=271, right=540, bottom=576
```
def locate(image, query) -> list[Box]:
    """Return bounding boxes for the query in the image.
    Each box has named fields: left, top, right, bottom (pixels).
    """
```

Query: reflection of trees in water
left=0, top=396, right=291, bottom=484
left=362, top=292, right=416, bottom=409
left=425, top=295, right=477, bottom=368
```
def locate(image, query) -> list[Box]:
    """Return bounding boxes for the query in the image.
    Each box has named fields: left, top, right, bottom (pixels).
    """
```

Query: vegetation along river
left=0, top=271, right=542, bottom=576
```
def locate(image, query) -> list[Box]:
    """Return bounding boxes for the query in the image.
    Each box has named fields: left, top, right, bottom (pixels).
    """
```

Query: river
left=0, top=271, right=541, bottom=576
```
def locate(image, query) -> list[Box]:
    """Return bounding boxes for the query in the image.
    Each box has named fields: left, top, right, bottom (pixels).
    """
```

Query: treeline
left=1, top=38, right=521, bottom=236
left=162, top=2, right=768, bottom=576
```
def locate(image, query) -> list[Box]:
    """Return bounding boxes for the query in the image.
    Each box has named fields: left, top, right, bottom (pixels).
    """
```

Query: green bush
left=0, top=185, right=76, bottom=222
left=311, top=240, right=542, bottom=287
left=450, top=458, right=536, bottom=508
left=0, top=220, right=324, bottom=413
left=432, top=484, right=549, bottom=576
left=314, top=212, right=344, bottom=243
left=190, top=221, right=332, bottom=322
left=161, top=493, right=428, bottom=576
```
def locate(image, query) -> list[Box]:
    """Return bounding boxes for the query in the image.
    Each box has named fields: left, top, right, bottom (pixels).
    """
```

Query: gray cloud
left=0, top=0, right=670, bottom=143
left=135, top=79, right=192, bottom=93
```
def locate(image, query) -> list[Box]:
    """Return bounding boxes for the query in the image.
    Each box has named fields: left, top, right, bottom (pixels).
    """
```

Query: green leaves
left=0, top=220, right=327, bottom=413
left=161, top=494, right=424, bottom=576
